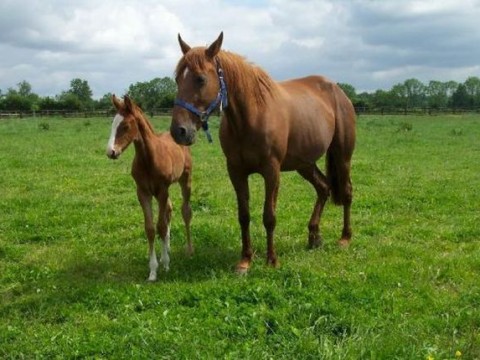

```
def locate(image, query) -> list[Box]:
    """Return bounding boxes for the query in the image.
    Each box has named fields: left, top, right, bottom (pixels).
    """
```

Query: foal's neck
left=133, top=113, right=156, bottom=162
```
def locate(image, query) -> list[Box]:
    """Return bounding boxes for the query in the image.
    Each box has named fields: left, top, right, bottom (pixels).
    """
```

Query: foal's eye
left=195, top=75, right=207, bottom=87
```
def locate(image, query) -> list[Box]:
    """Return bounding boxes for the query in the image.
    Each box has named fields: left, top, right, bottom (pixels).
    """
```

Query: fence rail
left=1, top=107, right=480, bottom=118
left=355, top=106, right=480, bottom=115
left=0, top=108, right=173, bottom=119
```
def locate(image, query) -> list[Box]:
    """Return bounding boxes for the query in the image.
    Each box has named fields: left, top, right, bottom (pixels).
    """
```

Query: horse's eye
left=196, top=75, right=207, bottom=87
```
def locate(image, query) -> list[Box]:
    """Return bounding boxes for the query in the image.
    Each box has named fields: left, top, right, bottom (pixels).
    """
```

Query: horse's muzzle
left=170, top=124, right=196, bottom=146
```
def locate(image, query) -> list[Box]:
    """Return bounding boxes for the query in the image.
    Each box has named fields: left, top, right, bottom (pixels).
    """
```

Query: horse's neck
left=222, top=56, right=277, bottom=127
left=133, top=113, right=156, bottom=162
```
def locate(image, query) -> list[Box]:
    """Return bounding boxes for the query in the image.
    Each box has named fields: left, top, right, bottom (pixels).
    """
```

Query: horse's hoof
left=185, top=245, right=194, bottom=257
left=267, top=258, right=279, bottom=268
left=308, top=233, right=323, bottom=249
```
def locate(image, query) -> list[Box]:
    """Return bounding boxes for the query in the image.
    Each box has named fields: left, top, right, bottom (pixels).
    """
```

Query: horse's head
left=170, top=32, right=226, bottom=145
left=106, top=95, right=140, bottom=159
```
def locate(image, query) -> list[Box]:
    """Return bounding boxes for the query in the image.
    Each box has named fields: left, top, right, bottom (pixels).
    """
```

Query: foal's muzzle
left=106, top=148, right=120, bottom=160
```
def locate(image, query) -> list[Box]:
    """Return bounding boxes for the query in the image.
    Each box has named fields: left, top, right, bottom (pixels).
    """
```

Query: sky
left=1, top=0, right=480, bottom=99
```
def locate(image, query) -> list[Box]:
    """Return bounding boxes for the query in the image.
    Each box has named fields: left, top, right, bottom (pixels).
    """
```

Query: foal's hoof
left=147, top=273, right=157, bottom=282
left=235, top=259, right=251, bottom=275
left=338, top=238, right=351, bottom=248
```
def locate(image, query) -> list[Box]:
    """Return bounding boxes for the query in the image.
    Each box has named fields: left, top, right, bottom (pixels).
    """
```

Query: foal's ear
left=112, top=94, right=122, bottom=110
left=124, top=95, right=134, bottom=113
left=178, top=33, right=191, bottom=55
left=206, top=31, right=223, bottom=59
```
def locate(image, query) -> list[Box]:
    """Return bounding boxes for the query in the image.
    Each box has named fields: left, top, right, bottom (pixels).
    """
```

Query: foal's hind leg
left=297, top=165, right=330, bottom=249
left=137, top=190, right=158, bottom=281
left=156, top=189, right=171, bottom=272
left=179, top=172, right=193, bottom=256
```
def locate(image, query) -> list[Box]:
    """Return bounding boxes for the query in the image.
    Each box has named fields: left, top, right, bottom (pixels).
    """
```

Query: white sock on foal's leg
left=148, top=250, right=158, bottom=282
left=160, top=226, right=171, bottom=271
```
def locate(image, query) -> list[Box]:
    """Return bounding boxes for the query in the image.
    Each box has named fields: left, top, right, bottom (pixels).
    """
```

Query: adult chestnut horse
left=170, top=32, right=355, bottom=273
left=107, top=95, right=193, bottom=281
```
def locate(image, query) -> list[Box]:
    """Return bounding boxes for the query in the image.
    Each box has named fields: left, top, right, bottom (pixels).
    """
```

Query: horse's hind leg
left=339, top=167, right=353, bottom=247
left=179, top=172, right=193, bottom=256
left=137, top=190, right=158, bottom=281
left=297, top=165, right=330, bottom=249
left=156, top=189, right=171, bottom=272
left=261, top=164, right=281, bottom=268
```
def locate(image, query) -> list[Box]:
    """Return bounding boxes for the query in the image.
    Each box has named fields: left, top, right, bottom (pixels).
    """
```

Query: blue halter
left=174, top=59, right=228, bottom=143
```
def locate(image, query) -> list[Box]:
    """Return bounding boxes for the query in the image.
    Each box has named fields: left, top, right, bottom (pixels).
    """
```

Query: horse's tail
left=326, top=85, right=356, bottom=206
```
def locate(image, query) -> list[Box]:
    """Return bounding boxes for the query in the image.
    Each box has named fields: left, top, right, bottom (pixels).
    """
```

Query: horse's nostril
left=179, top=126, right=187, bottom=137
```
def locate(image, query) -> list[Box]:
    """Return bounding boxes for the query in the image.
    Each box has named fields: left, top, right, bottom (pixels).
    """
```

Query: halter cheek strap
left=174, top=59, right=228, bottom=143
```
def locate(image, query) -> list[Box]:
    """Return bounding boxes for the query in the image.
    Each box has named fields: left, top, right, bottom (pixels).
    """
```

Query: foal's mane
left=175, top=48, right=278, bottom=109
left=122, top=97, right=155, bottom=134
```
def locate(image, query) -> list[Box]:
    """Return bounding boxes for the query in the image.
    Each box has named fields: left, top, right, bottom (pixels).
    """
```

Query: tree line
left=339, top=76, right=480, bottom=113
left=0, top=77, right=177, bottom=116
left=1, top=76, right=480, bottom=116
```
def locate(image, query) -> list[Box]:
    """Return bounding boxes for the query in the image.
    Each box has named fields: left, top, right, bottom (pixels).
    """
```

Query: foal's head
left=106, top=95, right=140, bottom=159
left=170, top=32, right=225, bottom=145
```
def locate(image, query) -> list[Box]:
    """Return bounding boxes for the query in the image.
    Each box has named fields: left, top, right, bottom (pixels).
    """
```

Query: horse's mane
left=175, top=48, right=278, bottom=109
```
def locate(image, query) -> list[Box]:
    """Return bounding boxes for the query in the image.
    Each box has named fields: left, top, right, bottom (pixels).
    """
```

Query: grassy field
left=0, top=114, right=479, bottom=359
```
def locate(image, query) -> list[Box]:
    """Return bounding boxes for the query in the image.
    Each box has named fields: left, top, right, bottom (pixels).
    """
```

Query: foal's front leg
left=137, top=190, right=158, bottom=281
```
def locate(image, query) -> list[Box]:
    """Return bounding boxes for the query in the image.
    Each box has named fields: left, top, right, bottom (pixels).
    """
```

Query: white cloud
left=1, top=0, right=480, bottom=97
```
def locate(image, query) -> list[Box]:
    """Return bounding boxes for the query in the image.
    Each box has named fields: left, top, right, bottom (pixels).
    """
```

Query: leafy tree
left=337, top=83, right=357, bottom=104
left=451, top=84, right=470, bottom=109
left=17, top=80, right=33, bottom=97
left=426, top=81, right=448, bottom=109
left=96, top=93, right=115, bottom=110
left=390, top=83, right=408, bottom=108
left=355, top=92, right=372, bottom=112
left=38, top=96, right=62, bottom=111
left=371, top=89, right=393, bottom=109
left=68, top=78, right=93, bottom=110
left=128, top=77, right=177, bottom=115
left=464, top=76, right=480, bottom=107
left=57, top=92, right=82, bottom=111
left=403, top=78, right=426, bottom=108
left=2, top=81, right=39, bottom=111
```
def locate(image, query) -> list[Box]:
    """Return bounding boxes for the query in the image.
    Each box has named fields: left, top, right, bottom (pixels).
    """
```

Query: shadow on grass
left=56, top=237, right=240, bottom=286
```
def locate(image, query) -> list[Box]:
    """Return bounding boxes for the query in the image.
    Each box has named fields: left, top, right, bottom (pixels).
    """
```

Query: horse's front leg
left=156, top=189, right=171, bottom=272
left=228, top=164, right=252, bottom=274
left=262, top=164, right=280, bottom=267
left=137, top=190, right=157, bottom=281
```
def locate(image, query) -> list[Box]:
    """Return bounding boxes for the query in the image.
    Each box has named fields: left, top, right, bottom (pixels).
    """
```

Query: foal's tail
left=326, top=85, right=356, bottom=206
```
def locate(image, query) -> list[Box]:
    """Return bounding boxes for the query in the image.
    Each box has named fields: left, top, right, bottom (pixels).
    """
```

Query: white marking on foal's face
left=183, top=67, right=189, bottom=79
left=106, top=113, right=124, bottom=157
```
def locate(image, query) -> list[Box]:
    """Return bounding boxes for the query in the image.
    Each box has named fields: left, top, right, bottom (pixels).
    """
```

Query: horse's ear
left=178, top=33, right=191, bottom=55
left=112, top=94, right=122, bottom=110
left=206, top=31, right=223, bottom=59
left=124, top=95, right=134, bottom=113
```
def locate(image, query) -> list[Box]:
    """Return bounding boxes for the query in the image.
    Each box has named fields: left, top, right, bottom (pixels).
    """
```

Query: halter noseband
left=174, top=59, right=228, bottom=143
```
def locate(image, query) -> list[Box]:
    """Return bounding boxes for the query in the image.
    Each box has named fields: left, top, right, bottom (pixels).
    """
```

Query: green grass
left=0, top=114, right=479, bottom=359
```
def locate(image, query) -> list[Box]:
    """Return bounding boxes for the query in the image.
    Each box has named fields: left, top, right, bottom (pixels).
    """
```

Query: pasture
left=0, top=114, right=479, bottom=359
